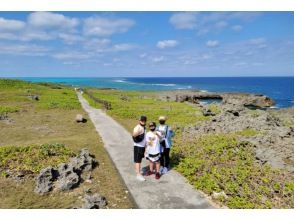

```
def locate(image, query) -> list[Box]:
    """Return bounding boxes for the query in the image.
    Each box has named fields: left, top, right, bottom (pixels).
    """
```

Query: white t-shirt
left=145, top=131, right=161, bottom=155
left=157, top=125, right=170, bottom=148
left=133, top=124, right=146, bottom=148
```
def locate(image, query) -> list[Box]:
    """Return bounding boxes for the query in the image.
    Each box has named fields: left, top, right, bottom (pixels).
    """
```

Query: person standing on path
left=132, top=115, right=147, bottom=181
left=144, top=122, right=162, bottom=180
left=157, top=116, right=175, bottom=174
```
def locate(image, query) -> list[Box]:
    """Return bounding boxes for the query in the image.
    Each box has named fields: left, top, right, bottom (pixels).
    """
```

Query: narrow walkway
left=77, top=92, right=215, bottom=209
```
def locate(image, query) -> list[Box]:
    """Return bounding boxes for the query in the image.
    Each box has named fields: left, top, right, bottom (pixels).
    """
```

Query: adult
left=132, top=115, right=147, bottom=181
left=157, top=116, right=175, bottom=174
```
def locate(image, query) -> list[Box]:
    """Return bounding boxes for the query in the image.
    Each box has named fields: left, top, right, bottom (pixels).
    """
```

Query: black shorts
left=134, top=146, right=145, bottom=163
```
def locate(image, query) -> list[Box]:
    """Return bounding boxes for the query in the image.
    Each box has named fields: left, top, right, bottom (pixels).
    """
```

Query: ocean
left=10, top=77, right=294, bottom=108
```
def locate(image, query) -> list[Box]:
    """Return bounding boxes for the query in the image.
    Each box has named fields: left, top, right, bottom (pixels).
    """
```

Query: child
left=144, top=122, right=162, bottom=180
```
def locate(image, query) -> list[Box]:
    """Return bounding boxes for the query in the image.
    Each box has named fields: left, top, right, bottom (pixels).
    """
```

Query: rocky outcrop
left=35, top=149, right=98, bottom=195
left=158, top=90, right=275, bottom=109
left=82, top=193, right=107, bottom=209
left=34, top=167, right=59, bottom=195
left=55, top=163, right=80, bottom=191
left=183, top=101, right=294, bottom=171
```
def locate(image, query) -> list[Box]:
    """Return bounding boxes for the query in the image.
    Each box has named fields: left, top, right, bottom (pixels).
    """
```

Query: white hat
left=158, top=116, right=167, bottom=121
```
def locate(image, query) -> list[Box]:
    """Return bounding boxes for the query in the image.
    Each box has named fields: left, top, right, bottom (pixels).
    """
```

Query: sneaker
left=159, top=166, right=164, bottom=174
left=136, top=174, right=146, bottom=181
left=161, top=167, right=168, bottom=174
left=144, top=170, right=154, bottom=176
left=155, top=172, right=161, bottom=180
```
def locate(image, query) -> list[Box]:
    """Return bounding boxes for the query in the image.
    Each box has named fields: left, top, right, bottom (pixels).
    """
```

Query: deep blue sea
left=10, top=77, right=294, bottom=108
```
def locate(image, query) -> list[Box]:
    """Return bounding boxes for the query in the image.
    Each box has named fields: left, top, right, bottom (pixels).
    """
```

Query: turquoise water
left=8, top=77, right=294, bottom=108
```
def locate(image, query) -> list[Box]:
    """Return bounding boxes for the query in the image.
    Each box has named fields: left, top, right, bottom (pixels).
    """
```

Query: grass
left=84, top=88, right=207, bottom=131
left=234, top=128, right=259, bottom=137
left=0, top=79, right=135, bottom=208
left=0, top=106, right=19, bottom=116
left=0, top=143, right=74, bottom=174
left=84, top=88, right=294, bottom=209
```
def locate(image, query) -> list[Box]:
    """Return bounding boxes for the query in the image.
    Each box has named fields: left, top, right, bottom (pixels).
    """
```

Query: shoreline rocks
left=179, top=95, right=293, bottom=171
left=158, top=90, right=275, bottom=109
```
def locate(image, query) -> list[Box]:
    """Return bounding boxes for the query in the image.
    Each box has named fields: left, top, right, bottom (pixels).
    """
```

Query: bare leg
left=135, top=163, right=141, bottom=175
left=149, top=161, right=154, bottom=173
left=155, top=161, right=160, bottom=173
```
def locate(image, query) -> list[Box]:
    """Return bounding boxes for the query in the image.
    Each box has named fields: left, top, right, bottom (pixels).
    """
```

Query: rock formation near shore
left=159, top=90, right=293, bottom=172
left=160, top=90, right=275, bottom=109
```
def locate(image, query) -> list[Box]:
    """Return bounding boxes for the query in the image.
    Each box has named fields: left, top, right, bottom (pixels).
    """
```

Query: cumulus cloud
left=206, top=40, right=219, bottom=47
left=28, top=12, right=79, bottom=30
left=157, top=40, right=178, bottom=49
left=169, top=12, right=197, bottom=29
left=0, top=17, right=25, bottom=31
left=170, top=12, right=260, bottom=36
left=83, top=16, right=135, bottom=37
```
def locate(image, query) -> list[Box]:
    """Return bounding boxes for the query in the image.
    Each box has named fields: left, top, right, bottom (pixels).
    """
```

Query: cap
left=158, top=116, right=167, bottom=121
left=149, top=122, right=156, bottom=127
left=140, top=115, right=147, bottom=122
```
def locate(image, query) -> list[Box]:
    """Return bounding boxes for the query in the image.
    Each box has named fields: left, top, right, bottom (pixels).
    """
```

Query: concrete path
left=77, top=92, right=215, bottom=209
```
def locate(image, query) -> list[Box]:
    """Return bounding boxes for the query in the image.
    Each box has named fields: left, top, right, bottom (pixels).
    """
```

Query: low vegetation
left=0, top=143, right=74, bottom=176
left=0, top=79, right=134, bottom=208
left=84, top=88, right=294, bottom=208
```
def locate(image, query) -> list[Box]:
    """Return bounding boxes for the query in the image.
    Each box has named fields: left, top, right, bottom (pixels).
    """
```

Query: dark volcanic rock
left=35, top=148, right=98, bottom=194
left=70, top=149, right=98, bottom=172
left=56, top=165, right=80, bottom=191
left=82, top=193, right=107, bottom=209
left=35, top=167, right=58, bottom=194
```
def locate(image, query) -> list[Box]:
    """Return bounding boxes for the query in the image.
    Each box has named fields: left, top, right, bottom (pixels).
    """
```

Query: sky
left=0, top=12, right=294, bottom=77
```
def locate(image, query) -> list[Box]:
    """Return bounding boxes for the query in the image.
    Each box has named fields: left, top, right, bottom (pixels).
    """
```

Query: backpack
left=132, top=127, right=146, bottom=143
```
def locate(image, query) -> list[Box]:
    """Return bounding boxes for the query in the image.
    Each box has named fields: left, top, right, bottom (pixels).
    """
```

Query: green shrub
left=0, top=143, right=75, bottom=174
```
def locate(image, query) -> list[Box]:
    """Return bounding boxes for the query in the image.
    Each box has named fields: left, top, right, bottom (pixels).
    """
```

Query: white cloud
left=52, top=52, right=91, bottom=60
left=58, top=33, right=84, bottom=44
left=157, top=40, right=178, bottom=49
left=215, top=21, right=228, bottom=29
left=139, top=53, right=147, bottom=58
left=0, top=17, right=25, bottom=31
left=112, top=43, right=136, bottom=52
left=83, top=16, right=135, bottom=37
left=152, top=56, right=165, bottom=63
left=249, top=38, right=266, bottom=45
left=206, top=40, right=219, bottom=47
left=170, top=12, right=260, bottom=36
left=28, top=12, right=79, bottom=30
left=169, top=12, right=197, bottom=29
left=232, top=25, right=243, bottom=32
left=0, top=43, right=50, bottom=56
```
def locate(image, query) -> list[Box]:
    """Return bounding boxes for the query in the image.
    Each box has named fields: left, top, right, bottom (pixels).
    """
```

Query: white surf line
left=77, top=91, right=216, bottom=209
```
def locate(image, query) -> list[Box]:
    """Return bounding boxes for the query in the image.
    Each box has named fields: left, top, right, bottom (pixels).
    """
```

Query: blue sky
left=0, top=12, right=293, bottom=77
